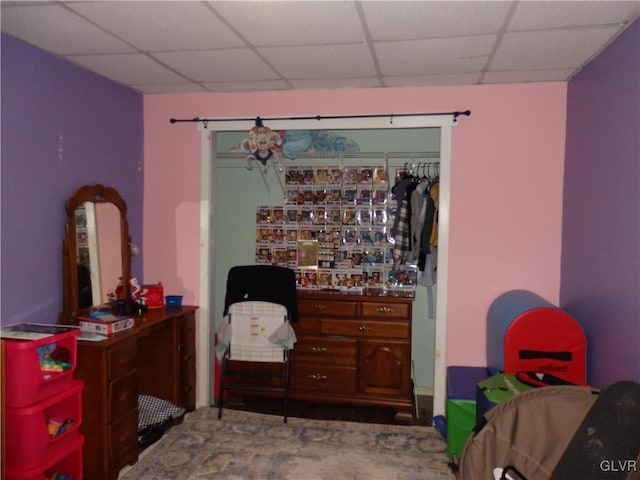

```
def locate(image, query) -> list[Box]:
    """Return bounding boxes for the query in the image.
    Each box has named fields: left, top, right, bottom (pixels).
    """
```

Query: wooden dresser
left=292, top=290, right=414, bottom=419
left=74, top=306, right=197, bottom=480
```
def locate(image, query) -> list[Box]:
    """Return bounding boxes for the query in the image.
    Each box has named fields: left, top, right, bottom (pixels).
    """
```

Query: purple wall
left=1, top=33, right=143, bottom=325
left=561, top=19, right=640, bottom=386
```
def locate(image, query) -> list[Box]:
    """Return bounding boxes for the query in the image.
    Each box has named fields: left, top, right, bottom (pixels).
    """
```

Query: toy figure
left=242, top=117, right=282, bottom=172
left=113, top=276, right=147, bottom=302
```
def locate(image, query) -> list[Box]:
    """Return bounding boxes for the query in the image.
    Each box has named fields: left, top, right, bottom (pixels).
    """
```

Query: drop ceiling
left=1, top=1, right=638, bottom=94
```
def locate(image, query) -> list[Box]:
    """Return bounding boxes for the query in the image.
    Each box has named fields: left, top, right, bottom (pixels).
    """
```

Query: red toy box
left=2, top=329, right=79, bottom=408
left=4, top=380, right=84, bottom=471
left=5, top=434, right=84, bottom=480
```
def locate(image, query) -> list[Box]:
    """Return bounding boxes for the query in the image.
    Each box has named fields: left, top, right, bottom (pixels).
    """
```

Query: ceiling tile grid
left=1, top=1, right=638, bottom=94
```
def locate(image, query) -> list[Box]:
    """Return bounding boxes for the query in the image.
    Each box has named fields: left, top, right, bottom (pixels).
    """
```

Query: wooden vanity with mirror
left=60, top=184, right=197, bottom=480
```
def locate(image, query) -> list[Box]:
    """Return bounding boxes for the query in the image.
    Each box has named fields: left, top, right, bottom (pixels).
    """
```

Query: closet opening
left=196, top=116, right=455, bottom=418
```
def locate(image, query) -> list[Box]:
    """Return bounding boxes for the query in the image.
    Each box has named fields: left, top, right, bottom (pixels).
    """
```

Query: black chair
left=216, top=265, right=298, bottom=422
left=223, top=265, right=298, bottom=323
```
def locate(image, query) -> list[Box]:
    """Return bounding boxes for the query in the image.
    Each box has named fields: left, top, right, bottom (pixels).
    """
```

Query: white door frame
left=196, top=115, right=454, bottom=417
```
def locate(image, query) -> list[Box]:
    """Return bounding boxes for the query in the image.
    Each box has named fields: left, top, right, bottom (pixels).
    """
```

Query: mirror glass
left=62, top=184, right=130, bottom=323
left=75, top=202, right=123, bottom=308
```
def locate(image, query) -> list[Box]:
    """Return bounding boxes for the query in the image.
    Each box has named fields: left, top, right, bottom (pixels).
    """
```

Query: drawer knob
left=376, top=306, right=394, bottom=313
left=307, top=374, right=328, bottom=380
left=358, top=325, right=372, bottom=333
left=311, top=346, right=328, bottom=353
left=313, top=304, right=327, bottom=310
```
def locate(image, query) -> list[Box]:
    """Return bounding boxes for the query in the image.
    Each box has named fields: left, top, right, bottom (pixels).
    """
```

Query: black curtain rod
left=169, top=110, right=471, bottom=126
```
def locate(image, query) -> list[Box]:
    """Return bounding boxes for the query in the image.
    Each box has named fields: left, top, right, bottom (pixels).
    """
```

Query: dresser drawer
left=108, top=372, right=138, bottom=423
left=291, top=364, right=357, bottom=394
left=293, top=317, right=320, bottom=336
left=321, top=319, right=410, bottom=340
left=108, top=338, right=137, bottom=380
left=179, top=312, right=196, bottom=340
left=361, top=301, right=411, bottom=320
left=298, top=299, right=358, bottom=317
left=294, top=337, right=357, bottom=366
left=109, top=408, right=138, bottom=467
left=179, top=341, right=196, bottom=372
left=180, top=371, right=196, bottom=411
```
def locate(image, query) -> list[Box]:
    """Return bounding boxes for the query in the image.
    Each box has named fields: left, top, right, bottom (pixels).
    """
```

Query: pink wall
left=143, top=82, right=567, bottom=368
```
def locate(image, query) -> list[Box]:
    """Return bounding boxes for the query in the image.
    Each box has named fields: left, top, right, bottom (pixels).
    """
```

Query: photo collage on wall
left=255, top=164, right=417, bottom=292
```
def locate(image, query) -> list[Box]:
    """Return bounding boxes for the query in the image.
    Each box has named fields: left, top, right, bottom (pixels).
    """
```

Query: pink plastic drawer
left=5, top=433, right=84, bottom=480
left=2, top=329, right=78, bottom=407
left=5, top=380, right=83, bottom=471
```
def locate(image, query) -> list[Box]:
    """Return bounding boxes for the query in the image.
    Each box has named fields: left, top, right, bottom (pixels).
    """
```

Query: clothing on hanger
left=429, top=181, right=439, bottom=248
left=418, top=193, right=436, bottom=271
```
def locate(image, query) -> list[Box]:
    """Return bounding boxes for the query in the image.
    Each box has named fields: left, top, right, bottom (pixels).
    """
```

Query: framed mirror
left=61, top=184, right=131, bottom=323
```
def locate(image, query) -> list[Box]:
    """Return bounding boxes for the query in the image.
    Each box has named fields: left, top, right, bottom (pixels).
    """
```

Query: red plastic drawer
left=5, top=433, right=84, bottom=480
left=2, top=329, right=79, bottom=407
left=5, top=380, right=84, bottom=471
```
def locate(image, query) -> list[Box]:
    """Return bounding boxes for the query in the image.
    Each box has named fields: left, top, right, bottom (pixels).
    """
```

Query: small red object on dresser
left=142, top=283, right=164, bottom=308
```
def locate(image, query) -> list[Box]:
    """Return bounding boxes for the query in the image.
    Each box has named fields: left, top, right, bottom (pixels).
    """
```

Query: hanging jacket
left=391, top=176, right=418, bottom=266
left=429, top=181, right=439, bottom=248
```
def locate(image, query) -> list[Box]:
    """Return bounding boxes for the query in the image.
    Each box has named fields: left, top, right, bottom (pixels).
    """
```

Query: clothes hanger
left=429, top=163, right=440, bottom=187
left=421, top=162, right=429, bottom=181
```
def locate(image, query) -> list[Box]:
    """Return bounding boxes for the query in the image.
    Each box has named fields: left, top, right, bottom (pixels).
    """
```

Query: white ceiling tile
left=384, top=72, right=483, bottom=87
left=509, top=1, right=640, bottom=31
left=210, top=1, right=365, bottom=46
left=376, top=35, right=496, bottom=76
left=258, top=44, right=376, bottom=79
left=482, top=69, right=575, bottom=84
left=66, top=1, right=245, bottom=51
left=134, top=83, right=210, bottom=94
left=64, top=53, right=188, bottom=85
left=1, top=1, right=42, bottom=5
left=1, top=1, right=635, bottom=92
left=362, top=1, right=513, bottom=40
left=0, top=4, right=134, bottom=55
left=491, top=27, right=623, bottom=71
left=153, top=49, right=280, bottom=82
left=201, top=80, right=291, bottom=92
left=290, top=77, right=383, bottom=90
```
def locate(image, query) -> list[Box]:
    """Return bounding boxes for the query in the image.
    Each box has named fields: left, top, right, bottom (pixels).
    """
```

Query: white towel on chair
left=268, top=322, right=297, bottom=349
left=215, top=314, right=296, bottom=362
left=214, top=315, right=232, bottom=362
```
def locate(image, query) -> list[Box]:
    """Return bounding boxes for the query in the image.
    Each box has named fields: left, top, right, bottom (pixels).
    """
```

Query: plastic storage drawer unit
left=5, top=433, right=84, bottom=480
left=2, top=329, right=79, bottom=408
left=4, top=379, right=84, bottom=471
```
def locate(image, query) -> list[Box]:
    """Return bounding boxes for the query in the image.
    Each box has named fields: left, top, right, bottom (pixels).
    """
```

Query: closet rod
left=216, top=151, right=441, bottom=160
left=170, top=110, right=471, bottom=126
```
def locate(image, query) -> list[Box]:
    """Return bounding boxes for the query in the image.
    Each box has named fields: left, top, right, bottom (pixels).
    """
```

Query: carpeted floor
left=119, top=407, right=451, bottom=480
left=223, top=394, right=434, bottom=426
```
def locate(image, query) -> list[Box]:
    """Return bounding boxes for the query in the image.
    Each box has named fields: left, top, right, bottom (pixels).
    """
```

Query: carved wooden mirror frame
left=61, top=184, right=131, bottom=324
